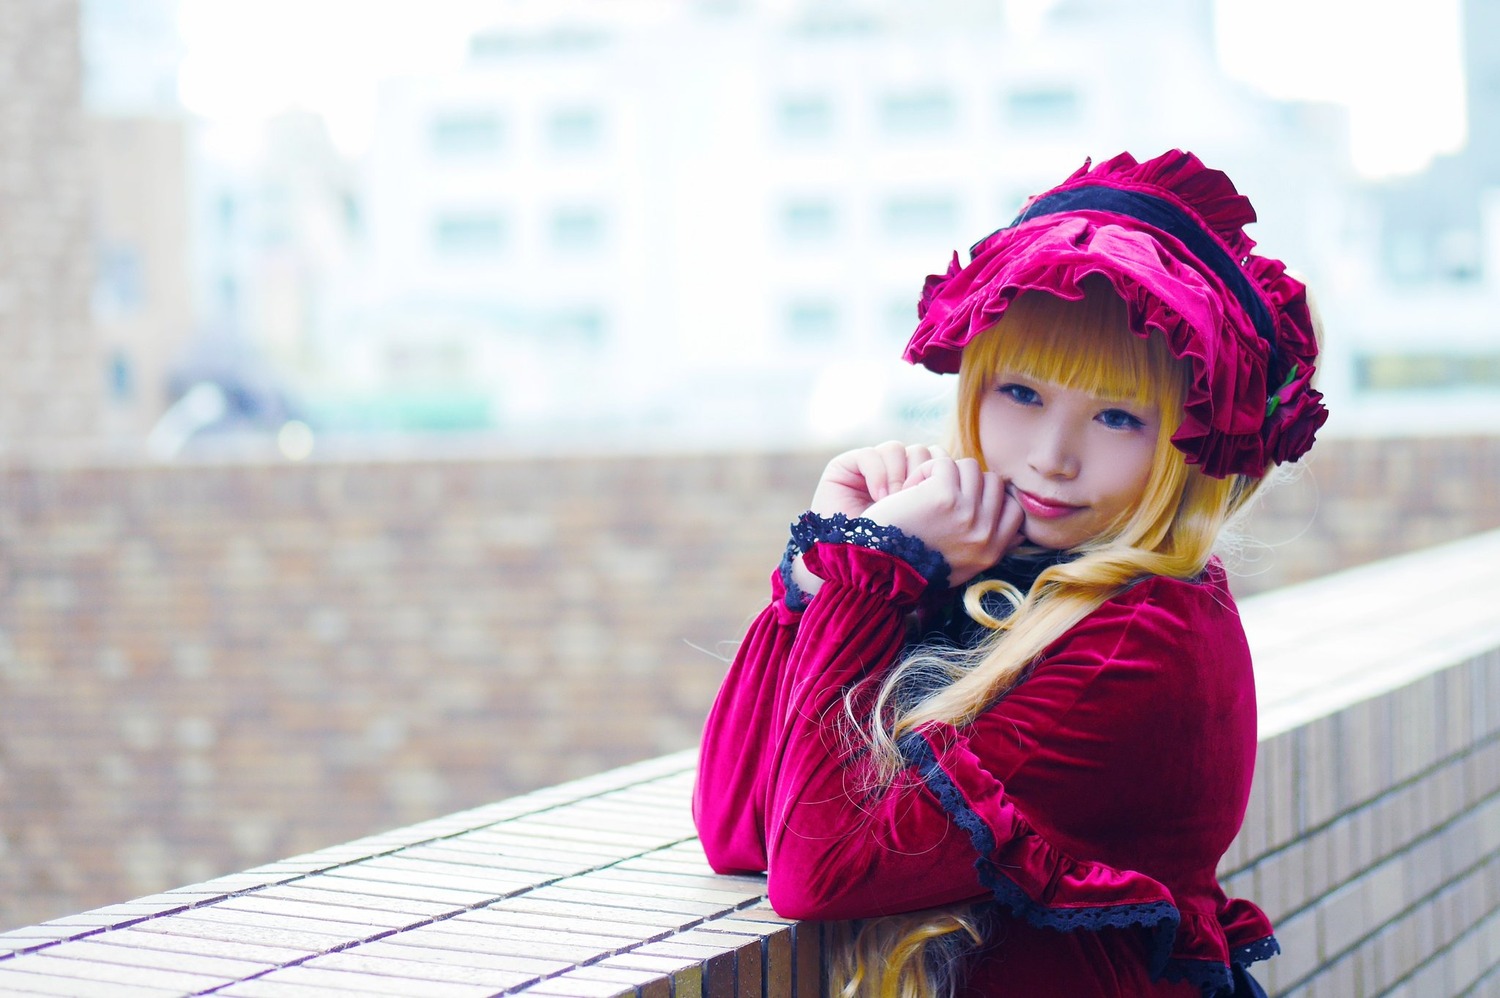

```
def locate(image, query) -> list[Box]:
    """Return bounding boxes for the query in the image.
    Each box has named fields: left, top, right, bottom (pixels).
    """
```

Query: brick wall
left=1216, top=531, right=1500, bottom=997
left=1231, top=667, right=1500, bottom=997
left=3, top=435, right=1500, bottom=931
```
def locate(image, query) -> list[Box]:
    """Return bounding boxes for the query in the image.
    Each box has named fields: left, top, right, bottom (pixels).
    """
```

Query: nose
left=1028, top=418, right=1080, bottom=480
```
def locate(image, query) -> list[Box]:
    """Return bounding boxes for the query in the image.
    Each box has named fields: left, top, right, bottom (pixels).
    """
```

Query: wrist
left=789, top=511, right=951, bottom=592
left=777, top=540, right=817, bottom=611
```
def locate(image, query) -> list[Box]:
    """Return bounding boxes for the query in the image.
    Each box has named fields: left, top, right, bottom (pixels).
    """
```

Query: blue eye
left=997, top=383, right=1041, bottom=405
left=1098, top=408, right=1146, bottom=430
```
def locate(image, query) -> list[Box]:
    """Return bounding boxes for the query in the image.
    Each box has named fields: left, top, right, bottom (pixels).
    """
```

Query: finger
left=906, top=458, right=938, bottom=486
left=863, top=441, right=911, bottom=501
left=976, top=470, right=1005, bottom=528
left=820, top=449, right=874, bottom=495
left=848, top=448, right=890, bottom=501
left=953, top=458, right=983, bottom=512
left=921, top=452, right=960, bottom=496
left=998, top=488, right=1027, bottom=552
left=902, top=443, right=933, bottom=482
left=976, top=472, right=1015, bottom=553
left=899, top=446, right=932, bottom=489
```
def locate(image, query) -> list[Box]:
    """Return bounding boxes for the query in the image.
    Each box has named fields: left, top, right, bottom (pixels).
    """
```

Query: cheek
left=1103, top=438, right=1158, bottom=499
left=976, top=405, right=1019, bottom=468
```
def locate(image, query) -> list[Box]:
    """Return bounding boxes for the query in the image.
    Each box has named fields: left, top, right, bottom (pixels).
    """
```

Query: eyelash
left=996, top=383, right=1040, bottom=406
left=995, top=383, right=1146, bottom=431
left=1097, top=409, right=1145, bottom=431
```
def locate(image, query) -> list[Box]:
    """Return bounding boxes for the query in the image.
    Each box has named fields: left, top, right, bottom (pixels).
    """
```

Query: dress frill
left=905, top=150, right=1325, bottom=478
left=899, top=725, right=1278, bottom=998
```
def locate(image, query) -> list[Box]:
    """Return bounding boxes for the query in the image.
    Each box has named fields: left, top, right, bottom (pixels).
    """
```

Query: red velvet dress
left=693, top=541, right=1277, bottom=997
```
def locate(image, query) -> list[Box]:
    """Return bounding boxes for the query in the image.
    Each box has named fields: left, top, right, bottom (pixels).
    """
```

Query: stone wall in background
left=2, top=434, right=1499, bottom=930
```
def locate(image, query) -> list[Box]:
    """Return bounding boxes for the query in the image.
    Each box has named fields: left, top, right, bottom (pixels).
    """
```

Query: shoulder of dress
left=1104, top=558, right=1237, bottom=616
left=1052, top=565, right=1245, bottom=670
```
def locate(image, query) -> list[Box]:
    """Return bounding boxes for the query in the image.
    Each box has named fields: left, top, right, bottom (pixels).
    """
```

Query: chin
left=1020, top=521, right=1090, bottom=553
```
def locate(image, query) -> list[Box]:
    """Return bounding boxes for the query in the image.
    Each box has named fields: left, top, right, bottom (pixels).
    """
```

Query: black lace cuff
left=787, top=511, right=951, bottom=593
left=778, top=538, right=814, bottom=612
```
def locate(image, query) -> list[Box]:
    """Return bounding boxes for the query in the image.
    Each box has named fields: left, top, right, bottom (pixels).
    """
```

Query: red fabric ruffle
left=914, top=721, right=1277, bottom=991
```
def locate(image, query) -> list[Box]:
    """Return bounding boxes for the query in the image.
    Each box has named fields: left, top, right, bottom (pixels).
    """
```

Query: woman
left=694, top=150, right=1325, bottom=997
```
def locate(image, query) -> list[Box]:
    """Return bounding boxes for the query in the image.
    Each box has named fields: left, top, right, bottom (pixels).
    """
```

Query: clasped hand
left=801, top=441, right=1024, bottom=592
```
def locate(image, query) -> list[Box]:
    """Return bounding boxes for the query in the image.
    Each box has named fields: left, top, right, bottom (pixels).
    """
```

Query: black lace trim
left=898, top=732, right=1273, bottom=998
left=1162, top=958, right=1233, bottom=995
left=778, top=539, right=813, bottom=612
left=1232, top=935, right=1280, bottom=966
left=789, top=512, right=951, bottom=591
left=1162, top=927, right=1278, bottom=995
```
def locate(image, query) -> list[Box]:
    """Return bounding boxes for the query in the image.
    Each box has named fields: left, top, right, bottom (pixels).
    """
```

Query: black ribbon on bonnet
left=984, top=185, right=1282, bottom=372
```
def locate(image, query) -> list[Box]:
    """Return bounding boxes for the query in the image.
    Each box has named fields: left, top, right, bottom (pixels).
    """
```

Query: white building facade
left=299, top=0, right=1359, bottom=446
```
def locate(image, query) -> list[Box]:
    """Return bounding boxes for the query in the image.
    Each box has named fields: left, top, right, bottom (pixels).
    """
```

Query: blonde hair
left=833, top=277, right=1270, bottom=997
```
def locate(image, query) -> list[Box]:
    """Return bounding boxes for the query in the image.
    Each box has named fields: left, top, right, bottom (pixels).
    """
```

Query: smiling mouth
left=1011, top=487, right=1083, bottom=520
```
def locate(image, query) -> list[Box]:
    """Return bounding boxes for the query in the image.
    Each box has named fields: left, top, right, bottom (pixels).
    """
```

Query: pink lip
left=1012, top=488, right=1083, bottom=520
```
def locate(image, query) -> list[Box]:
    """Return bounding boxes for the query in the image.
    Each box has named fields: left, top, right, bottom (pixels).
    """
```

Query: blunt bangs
left=972, top=282, right=1183, bottom=407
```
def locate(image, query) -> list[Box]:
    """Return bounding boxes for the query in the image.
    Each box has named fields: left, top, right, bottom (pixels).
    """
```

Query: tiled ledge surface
left=1241, top=527, right=1500, bottom=738
left=0, top=751, right=819, bottom=997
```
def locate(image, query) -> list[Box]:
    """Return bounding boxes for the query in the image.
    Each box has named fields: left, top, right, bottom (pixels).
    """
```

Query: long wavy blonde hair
left=831, top=278, right=1270, bottom=997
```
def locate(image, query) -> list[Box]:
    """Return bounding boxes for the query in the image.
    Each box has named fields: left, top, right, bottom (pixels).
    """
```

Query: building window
left=882, top=196, right=957, bottom=238
left=218, top=275, right=238, bottom=312
left=94, top=242, right=144, bottom=318
left=470, top=28, right=608, bottom=61
left=548, top=107, right=603, bottom=152
left=108, top=350, right=133, bottom=402
left=792, top=12, right=877, bottom=38
left=430, top=112, right=504, bottom=156
left=785, top=299, right=839, bottom=342
left=886, top=297, right=917, bottom=340
left=433, top=212, right=506, bottom=256
left=551, top=207, right=605, bottom=252
left=1006, top=88, right=1080, bottom=128
left=553, top=308, right=605, bottom=345
left=1356, top=353, right=1500, bottom=391
left=881, top=90, right=955, bottom=135
left=217, top=193, right=236, bottom=234
left=778, top=95, right=834, bottom=140
left=386, top=341, right=470, bottom=386
left=781, top=199, right=836, bottom=241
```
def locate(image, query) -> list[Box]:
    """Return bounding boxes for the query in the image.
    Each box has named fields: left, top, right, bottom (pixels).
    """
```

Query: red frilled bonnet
left=904, top=150, right=1328, bottom=478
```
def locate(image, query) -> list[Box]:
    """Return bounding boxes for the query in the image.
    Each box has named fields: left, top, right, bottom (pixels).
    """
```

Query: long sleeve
left=692, top=542, right=925, bottom=877
left=696, top=541, right=995, bottom=915
left=691, top=566, right=806, bottom=874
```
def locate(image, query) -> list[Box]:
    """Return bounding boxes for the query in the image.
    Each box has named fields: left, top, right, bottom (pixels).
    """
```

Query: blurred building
left=73, top=0, right=201, bottom=449
left=1371, top=0, right=1498, bottom=288
left=184, top=110, right=355, bottom=449
left=1330, top=0, right=1500, bottom=435
left=319, top=0, right=1355, bottom=446
left=86, top=116, right=195, bottom=444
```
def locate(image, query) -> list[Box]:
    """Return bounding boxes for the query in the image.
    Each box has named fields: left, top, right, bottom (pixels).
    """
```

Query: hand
left=792, top=442, right=938, bottom=600
left=809, top=441, right=938, bottom=519
left=862, top=452, right=1024, bottom=586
